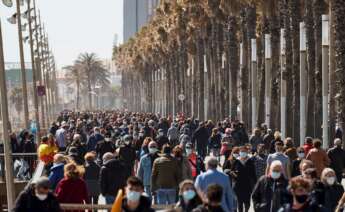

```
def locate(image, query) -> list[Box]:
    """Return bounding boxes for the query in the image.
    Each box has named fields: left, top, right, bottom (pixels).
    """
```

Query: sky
left=0, top=0, right=123, bottom=69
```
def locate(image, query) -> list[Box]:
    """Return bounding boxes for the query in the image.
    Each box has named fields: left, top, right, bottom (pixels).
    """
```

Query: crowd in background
left=8, top=111, right=345, bottom=212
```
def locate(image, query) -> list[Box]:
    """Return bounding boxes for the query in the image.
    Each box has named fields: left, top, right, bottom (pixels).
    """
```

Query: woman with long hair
left=55, top=162, right=89, bottom=212
left=175, top=180, right=202, bottom=212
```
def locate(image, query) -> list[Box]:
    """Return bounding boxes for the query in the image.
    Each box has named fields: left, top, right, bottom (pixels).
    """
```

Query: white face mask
left=326, top=177, right=336, bottom=185
left=36, top=193, right=48, bottom=201
left=271, top=171, right=281, bottom=179
left=186, top=149, right=192, bottom=156
left=298, top=153, right=305, bottom=158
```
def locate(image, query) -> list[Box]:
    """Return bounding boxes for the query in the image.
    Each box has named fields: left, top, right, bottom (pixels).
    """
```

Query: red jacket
left=303, top=144, right=313, bottom=155
left=55, top=177, right=89, bottom=212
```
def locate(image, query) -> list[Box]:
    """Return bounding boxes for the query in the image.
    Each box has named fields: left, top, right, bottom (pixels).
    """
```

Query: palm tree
left=332, top=0, right=345, bottom=142
left=63, top=65, right=83, bottom=109
left=75, top=53, right=111, bottom=109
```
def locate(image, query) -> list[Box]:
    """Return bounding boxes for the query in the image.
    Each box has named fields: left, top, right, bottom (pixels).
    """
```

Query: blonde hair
left=274, top=131, right=281, bottom=140
left=64, top=162, right=84, bottom=179
left=320, top=168, right=336, bottom=184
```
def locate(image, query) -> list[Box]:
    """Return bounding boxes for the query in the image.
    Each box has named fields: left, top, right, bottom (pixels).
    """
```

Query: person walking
left=249, top=128, right=263, bottom=153
left=195, top=157, right=236, bottom=212
left=278, top=176, right=327, bottom=212
left=306, top=139, right=330, bottom=177
left=208, top=128, right=222, bottom=161
left=167, top=122, right=179, bottom=147
left=192, top=122, right=210, bottom=159
left=151, top=144, right=181, bottom=205
left=252, top=160, right=289, bottom=212
left=121, top=176, right=154, bottom=212
left=291, top=147, right=306, bottom=177
left=193, top=184, right=227, bottom=212
left=83, top=152, right=100, bottom=205
left=13, top=177, right=61, bottom=212
left=320, top=168, right=344, bottom=212
left=252, top=144, right=268, bottom=178
left=173, top=146, right=192, bottom=181
left=137, top=141, right=160, bottom=199
left=327, top=138, right=345, bottom=183
left=48, top=154, right=66, bottom=190
left=99, top=152, right=129, bottom=204
left=231, top=146, right=256, bottom=212
left=186, top=143, right=205, bottom=179
left=266, top=141, right=290, bottom=178
left=175, top=180, right=203, bottom=212
left=55, top=122, right=69, bottom=151
left=55, top=163, right=89, bottom=211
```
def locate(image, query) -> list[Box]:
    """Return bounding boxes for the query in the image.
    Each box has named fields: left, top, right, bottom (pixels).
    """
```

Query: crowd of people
left=9, top=111, right=345, bottom=212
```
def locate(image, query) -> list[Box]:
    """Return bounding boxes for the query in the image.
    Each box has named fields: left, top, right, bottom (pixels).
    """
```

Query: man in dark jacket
left=252, top=161, right=289, bottom=212
left=192, top=122, right=209, bottom=159
left=95, top=133, right=115, bottom=164
left=86, top=127, right=104, bottom=151
left=119, top=135, right=137, bottom=174
left=156, top=129, right=169, bottom=149
left=99, top=152, right=130, bottom=204
left=327, top=138, right=345, bottom=182
left=13, top=177, right=61, bottom=212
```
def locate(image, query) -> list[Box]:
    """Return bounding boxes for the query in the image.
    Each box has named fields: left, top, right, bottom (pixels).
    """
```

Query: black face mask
left=295, top=194, right=308, bottom=204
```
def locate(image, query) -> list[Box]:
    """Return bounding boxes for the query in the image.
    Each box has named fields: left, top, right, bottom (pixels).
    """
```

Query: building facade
left=123, top=0, right=160, bottom=42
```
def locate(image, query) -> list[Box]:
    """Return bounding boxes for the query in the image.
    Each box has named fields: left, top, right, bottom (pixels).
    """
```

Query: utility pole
left=251, top=38, right=257, bottom=130
left=322, top=15, right=330, bottom=148
left=0, top=19, right=15, bottom=210
left=281, top=29, right=287, bottom=139
left=33, top=0, right=45, bottom=129
left=300, top=22, right=307, bottom=146
left=265, top=34, right=272, bottom=128
left=16, top=0, right=29, bottom=129
left=27, top=0, right=40, bottom=140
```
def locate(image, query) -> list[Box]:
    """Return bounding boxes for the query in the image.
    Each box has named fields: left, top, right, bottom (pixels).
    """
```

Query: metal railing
left=60, top=203, right=174, bottom=211
left=0, top=153, right=38, bottom=182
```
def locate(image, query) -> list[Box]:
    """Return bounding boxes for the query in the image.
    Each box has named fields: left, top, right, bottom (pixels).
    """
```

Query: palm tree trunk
left=313, top=0, right=326, bottom=139
left=332, top=0, right=345, bottom=143
left=240, top=9, right=249, bottom=127
left=197, top=38, right=205, bottom=120
left=290, top=0, right=301, bottom=143
left=87, top=73, right=92, bottom=110
left=305, top=0, right=316, bottom=137
left=270, top=14, right=281, bottom=130
left=329, top=2, right=336, bottom=141
left=76, top=80, right=80, bottom=109
left=229, top=16, right=239, bottom=118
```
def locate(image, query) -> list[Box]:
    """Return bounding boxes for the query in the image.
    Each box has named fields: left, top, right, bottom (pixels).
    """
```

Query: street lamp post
left=300, top=22, right=307, bottom=146
left=265, top=34, right=272, bottom=128
left=27, top=0, right=40, bottom=140
left=33, top=2, right=46, bottom=129
left=322, top=15, right=329, bottom=148
left=251, top=38, right=257, bottom=130
left=280, top=29, right=287, bottom=139
left=15, top=0, right=29, bottom=129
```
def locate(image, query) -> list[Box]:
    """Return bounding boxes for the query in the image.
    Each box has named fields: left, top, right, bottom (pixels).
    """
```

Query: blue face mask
left=127, top=191, right=141, bottom=202
left=182, top=190, right=196, bottom=201
left=271, top=171, right=281, bottom=179
left=239, top=151, right=248, bottom=158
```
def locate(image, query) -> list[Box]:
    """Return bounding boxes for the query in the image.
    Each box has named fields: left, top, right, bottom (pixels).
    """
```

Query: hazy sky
left=0, top=0, right=123, bottom=69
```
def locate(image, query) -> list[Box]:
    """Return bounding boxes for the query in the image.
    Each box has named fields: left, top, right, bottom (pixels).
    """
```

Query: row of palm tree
left=64, top=52, right=111, bottom=110
left=114, top=0, right=345, bottom=144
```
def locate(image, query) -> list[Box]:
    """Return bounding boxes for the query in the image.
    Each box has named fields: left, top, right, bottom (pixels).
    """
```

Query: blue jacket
left=48, top=163, right=64, bottom=190
left=87, top=133, right=104, bottom=151
left=137, top=153, right=158, bottom=186
left=195, top=169, right=236, bottom=212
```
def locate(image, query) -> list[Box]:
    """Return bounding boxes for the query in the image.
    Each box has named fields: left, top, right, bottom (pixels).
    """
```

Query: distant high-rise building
left=123, top=0, right=160, bottom=42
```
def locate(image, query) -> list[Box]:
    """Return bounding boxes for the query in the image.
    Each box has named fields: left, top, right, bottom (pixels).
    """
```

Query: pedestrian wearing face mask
left=230, top=146, right=256, bottom=212
left=156, top=128, right=169, bottom=149
left=327, top=138, right=345, bottom=183
left=175, top=180, right=202, bottom=212
left=95, top=132, right=115, bottom=164
left=252, top=160, right=289, bottom=212
left=278, top=176, right=327, bottom=212
left=13, top=177, right=61, bottom=212
left=252, top=144, right=268, bottom=178
left=137, top=141, right=160, bottom=199
left=121, top=176, right=154, bottom=212
left=320, top=168, right=344, bottom=212
left=291, top=147, right=305, bottom=177
left=186, top=143, right=205, bottom=179
left=119, top=135, right=137, bottom=174
left=173, top=146, right=192, bottom=182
